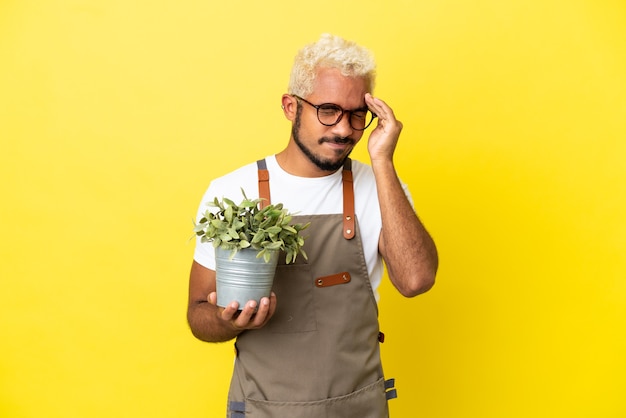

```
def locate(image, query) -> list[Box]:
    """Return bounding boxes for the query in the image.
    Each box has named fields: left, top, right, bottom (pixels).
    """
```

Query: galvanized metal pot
left=214, top=247, right=279, bottom=309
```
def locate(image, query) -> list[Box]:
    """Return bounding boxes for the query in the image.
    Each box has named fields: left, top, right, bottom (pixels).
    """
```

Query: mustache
left=318, top=136, right=354, bottom=145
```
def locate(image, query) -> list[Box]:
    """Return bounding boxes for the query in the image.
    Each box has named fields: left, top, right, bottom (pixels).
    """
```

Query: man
left=187, top=34, right=438, bottom=417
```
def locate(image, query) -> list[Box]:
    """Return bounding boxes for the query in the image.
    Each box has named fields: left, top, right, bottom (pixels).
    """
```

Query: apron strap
left=342, top=159, right=355, bottom=240
left=228, top=401, right=246, bottom=418
left=257, top=159, right=271, bottom=209
left=385, top=378, right=398, bottom=400
left=256, top=158, right=356, bottom=240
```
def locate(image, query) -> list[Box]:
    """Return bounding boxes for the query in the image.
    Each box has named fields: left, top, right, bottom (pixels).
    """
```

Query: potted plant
left=193, top=189, right=310, bottom=308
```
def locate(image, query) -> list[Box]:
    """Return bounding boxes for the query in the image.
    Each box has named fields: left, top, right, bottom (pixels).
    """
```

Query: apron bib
left=226, top=159, right=396, bottom=417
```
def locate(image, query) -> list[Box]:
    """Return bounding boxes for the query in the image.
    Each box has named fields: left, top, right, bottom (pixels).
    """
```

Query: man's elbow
left=396, top=270, right=437, bottom=298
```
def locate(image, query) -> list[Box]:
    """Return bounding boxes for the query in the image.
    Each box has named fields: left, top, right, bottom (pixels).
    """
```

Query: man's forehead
left=310, top=71, right=368, bottom=107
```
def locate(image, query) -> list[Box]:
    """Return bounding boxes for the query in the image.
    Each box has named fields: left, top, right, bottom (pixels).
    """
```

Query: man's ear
left=281, top=94, right=298, bottom=121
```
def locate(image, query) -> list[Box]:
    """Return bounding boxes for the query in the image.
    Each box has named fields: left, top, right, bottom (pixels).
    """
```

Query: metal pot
left=215, top=247, right=279, bottom=309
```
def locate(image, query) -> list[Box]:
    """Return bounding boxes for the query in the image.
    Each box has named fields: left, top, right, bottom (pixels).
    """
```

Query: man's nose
left=330, top=113, right=353, bottom=137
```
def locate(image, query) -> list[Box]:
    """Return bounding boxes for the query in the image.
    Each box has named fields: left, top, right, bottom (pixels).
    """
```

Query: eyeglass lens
left=317, top=104, right=374, bottom=130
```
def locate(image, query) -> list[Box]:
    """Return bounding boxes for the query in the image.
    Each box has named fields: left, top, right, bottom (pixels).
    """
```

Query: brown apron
left=226, top=159, right=396, bottom=417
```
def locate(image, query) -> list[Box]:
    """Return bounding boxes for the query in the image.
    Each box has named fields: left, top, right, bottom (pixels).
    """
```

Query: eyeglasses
left=292, top=95, right=377, bottom=131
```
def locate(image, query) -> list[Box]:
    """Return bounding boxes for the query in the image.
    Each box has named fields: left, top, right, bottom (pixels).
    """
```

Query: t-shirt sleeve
left=191, top=161, right=260, bottom=270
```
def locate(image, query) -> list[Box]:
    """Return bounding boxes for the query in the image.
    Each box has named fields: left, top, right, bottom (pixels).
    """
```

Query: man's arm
left=187, top=261, right=277, bottom=342
left=365, top=94, right=438, bottom=297
left=375, top=164, right=438, bottom=296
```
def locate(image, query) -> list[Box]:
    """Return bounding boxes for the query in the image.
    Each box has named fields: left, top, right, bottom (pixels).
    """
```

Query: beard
left=291, top=107, right=354, bottom=172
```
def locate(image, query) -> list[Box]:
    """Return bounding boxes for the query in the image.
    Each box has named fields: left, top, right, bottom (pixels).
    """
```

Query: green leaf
left=251, top=230, right=265, bottom=244
left=223, top=197, right=237, bottom=208
left=225, top=205, right=233, bottom=222
left=263, top=241, right=282, bottom=251
left=209, top=197, right=220, bottom=208
left=282, top=225, right=297, bottom=234
left=240, top=199, right=257, bottom=208
left=259, top=217, right=272, bottom=229
left=265, top=226, right=281, bottom=234
left=268, top=209, right=282, bottom=218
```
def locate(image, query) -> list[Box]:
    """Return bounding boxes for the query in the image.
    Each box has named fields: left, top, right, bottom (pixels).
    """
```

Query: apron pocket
left=244, top=377, right=389, bottom=418
left=263, top=264, right=317, bottom=334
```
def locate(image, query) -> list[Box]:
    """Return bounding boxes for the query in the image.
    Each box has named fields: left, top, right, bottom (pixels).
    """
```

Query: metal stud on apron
left=226, top=158, right=397, bottom=417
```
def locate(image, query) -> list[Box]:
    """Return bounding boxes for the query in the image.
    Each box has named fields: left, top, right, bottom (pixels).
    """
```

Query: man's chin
left=314, top=154, right=350, bottom=172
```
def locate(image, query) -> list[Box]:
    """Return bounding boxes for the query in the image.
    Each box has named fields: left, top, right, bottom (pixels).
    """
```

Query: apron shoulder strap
left=257, top=159, right=271, bottom=209
left=342, top=159, right=355, bottom=240
left=256, top=158, right=356, bottom=240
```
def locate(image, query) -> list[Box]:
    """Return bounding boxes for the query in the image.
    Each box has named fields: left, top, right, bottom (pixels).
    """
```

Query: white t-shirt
left=193, top=155, right=413, bottom=298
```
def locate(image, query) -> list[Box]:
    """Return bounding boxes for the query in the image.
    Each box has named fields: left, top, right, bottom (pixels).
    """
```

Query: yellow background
left=1, top=1, right=625, bottom=417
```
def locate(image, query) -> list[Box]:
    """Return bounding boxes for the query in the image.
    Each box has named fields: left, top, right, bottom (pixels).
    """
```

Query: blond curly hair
left=288, top=34, right=376, bottom=97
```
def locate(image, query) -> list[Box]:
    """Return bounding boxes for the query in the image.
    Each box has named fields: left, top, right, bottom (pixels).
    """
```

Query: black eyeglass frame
left=292, top=95, right=377, bottom=131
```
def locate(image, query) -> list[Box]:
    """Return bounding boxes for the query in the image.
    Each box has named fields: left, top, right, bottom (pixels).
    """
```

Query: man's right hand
left=208, top=291, right=277, bottom=331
